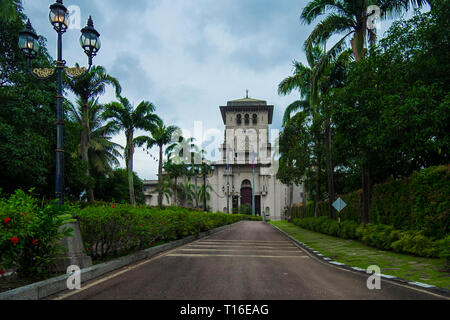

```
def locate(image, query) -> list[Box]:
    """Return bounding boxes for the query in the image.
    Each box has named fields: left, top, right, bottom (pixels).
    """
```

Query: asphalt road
left=54, top=221, right=446, bottom=300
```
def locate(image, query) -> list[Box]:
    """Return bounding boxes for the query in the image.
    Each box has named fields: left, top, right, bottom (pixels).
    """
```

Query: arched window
left=244, top=114, right=250, bottom=125
left=236, top=114, right=242, bottom=125
left=252, top=114, right=257, bottom=124
left=241, top=179, right=252, bottom=188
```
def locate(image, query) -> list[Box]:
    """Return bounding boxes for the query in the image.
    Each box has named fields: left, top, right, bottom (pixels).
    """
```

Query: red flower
left=32, top=239, right=39, bottom=246
left=21, top=212, right=27, bottom=217
left=141, top=224, right=145, bottom=227
left=161, top=221, right=165, bottom=225
left=3, top=217, right=11, bottom=224
left=10, top=237, right=19, bottom=245
left=0, top=270, right=5, bottom=277
left=194, top=222, right=197, bottom=225
left=86, top=248, right=89, bottom=252
left=111, top=205, right=116, bottom=208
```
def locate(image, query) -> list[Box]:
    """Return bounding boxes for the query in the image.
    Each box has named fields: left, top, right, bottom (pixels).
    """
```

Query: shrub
left=302, top=165, right=450, bottom=239
left=0, top=190, right=75, bottom=278
left=74, top=204, right=261, bottom=260
left=294, top=217, right=444, bottom=259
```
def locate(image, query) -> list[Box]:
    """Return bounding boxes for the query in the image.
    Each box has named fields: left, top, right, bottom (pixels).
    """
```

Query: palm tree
left=134, top=118, right=179, bottom=209
left=152, top=179, right=173, bottom=205
left=66, top=98, right=123, bottom=177
left=301, top=0, right=429, bottom=222
left=65, top=65, right=121, bottom=203
left=103, top=96, right=160, bottom=206
left=278, top=47, right=324, bottom=217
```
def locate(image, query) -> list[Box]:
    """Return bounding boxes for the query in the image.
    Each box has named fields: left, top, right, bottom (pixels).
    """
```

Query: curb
left=267, top=222, right=450, bottom=299
left=0, top=221, right=243, bottom=300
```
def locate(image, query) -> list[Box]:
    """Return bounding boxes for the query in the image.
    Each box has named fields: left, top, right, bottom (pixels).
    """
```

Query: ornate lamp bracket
left=65, top=66, right=88, bottom=79
left=32, top=67, right=56, bottom=79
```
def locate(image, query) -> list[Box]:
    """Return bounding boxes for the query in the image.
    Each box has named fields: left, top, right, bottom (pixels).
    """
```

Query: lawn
left=271, top=221, right=450, bottom=290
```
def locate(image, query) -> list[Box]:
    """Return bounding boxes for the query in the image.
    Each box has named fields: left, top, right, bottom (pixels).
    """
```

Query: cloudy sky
left=21, top=0, right=424, bottom=180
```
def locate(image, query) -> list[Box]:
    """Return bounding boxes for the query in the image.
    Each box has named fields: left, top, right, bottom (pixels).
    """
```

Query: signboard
left=332, top=198, right=347, bottom=213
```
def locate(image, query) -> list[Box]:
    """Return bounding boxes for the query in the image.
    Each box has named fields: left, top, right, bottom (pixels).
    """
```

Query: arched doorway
left=240, top=180, right=252, bottom=213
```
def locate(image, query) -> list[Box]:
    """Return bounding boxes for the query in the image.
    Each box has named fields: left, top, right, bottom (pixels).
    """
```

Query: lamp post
left=18, top=0, right=101, bottom=205
left=18, top=0, right=101, bottom=270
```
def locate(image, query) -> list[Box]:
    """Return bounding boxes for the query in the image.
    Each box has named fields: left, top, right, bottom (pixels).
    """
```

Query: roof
left=227, top=97, right=267, bottom=106
left=220, top=96, right=274, bottom=124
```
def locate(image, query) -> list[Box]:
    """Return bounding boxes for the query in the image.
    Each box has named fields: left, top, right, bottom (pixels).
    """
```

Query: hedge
left=73, top=204, right=261, bottom=260
left=292, top=165, right=449, bottom=239
left=292, top=217, right=448, bottom=259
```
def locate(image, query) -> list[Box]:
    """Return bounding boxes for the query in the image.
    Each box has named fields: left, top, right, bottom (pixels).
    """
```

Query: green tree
left=65, top=65, right=121, bottom=203
left=301, top=0, right=430, bottom=222
left=135, top=118, right=179, bottom=209
left=103, top=96, right=160, bottom=206
left=66, top=98, right=123, bottom=177
left=95, top=168, right=145, bottom=204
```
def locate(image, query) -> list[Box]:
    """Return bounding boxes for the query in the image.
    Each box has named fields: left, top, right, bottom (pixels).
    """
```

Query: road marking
left=177, top=248, right=301, bottom=253
left=167, top=253, right=309, bottom=258
left=188, top=245, right=296, bottom=249
left=200, top=240, right=289, bottom=243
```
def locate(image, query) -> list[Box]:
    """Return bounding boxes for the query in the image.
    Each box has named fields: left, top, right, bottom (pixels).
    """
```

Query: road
left=54, top=221, right=446, bottom=300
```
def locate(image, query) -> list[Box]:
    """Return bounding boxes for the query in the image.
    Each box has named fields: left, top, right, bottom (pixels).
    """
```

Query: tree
left=95, top=168, right=145, bottom=204
left=301, top=0, right=430, bottom=222
left=65, top=65, right=121, bottom=203
left=66, top=98, right=123, bottom=177
left=103, top=96, right=160, bottom=206
left=135, top=118, right=179, bottom=209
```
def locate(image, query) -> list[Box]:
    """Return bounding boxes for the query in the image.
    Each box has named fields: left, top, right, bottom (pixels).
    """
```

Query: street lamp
left=18, top=0, right=100, bottom=270
left=202, top=158, right=207, bottom=212
left=18, top=0, right=101, bottom=205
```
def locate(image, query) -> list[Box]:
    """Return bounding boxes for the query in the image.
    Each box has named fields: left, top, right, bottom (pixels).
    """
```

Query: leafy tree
left=94, top=168, right=145, bottom=204
left=301, top=0, right=430, bottom=222
left=65, top=65, right=121, bottom=203
left=66, top=98, right=123, bottom=178
left=103, top=96, right=160, bottom=206
left=135, top=118, right=179, bottom=209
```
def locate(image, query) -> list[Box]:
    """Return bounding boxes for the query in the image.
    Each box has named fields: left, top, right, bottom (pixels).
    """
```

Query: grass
left=271, top=221, right=450, bottom=289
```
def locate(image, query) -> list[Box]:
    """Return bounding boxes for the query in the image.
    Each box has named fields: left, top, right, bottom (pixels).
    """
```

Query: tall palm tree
left=66, top=98, right=123, bottom=177
left=278, top=46, right=324, bottom=217
left=103, top=96, right=160, bottom=206
left=134, top=118, right=179, bottom=209
left=301, top=0, right=429, bottom=222
left=65, top=65, right=121, bottom=203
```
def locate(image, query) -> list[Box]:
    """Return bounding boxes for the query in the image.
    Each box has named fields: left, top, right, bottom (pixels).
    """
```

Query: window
left=244, top=114, right=250, bottom=125
left=236, top=114, right=242, bottom=125
left=252, top=114, right=257, bottom=124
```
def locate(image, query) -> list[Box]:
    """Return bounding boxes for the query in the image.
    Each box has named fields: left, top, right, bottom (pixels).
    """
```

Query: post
left=203, top=161, right=207, bottom=212
left=55, top=31, right=65, bottom=205
left=252, top=152, right=255, bottom=216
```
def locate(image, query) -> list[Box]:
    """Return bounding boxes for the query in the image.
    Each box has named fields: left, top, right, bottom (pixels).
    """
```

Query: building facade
left=143, top=95, right=303, bottom=221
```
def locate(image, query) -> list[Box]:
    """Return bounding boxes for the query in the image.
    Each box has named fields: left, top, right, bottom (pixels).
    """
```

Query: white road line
left=192, top=245, right=296, bottom=248
left=200, top=240, right=289, bottom=243
left=167, top=254, right=309, bottom=258
left=177, top=248, right=301, bottom=253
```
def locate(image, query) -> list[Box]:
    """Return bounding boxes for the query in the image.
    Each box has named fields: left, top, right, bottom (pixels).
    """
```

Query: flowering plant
left=0, top=190, right=75, bottom=278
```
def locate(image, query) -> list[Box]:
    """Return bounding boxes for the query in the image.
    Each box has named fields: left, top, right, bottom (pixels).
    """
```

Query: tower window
left=252, top=114, right=257, bottom=124
left=245, top=114, right=250, bottom=125
left=237, top=114, right=242, bottom=125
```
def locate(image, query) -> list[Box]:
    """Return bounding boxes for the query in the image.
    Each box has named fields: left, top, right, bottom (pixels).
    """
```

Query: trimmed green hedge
left=292, top=165, right=449, bottom=239
left=72, top=204, right=261, bottom=259
left=292, top=217, right=447, bottom=259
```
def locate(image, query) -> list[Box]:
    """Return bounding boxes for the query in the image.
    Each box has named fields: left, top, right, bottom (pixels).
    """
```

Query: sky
left=21, top=0, right=426, bottom=180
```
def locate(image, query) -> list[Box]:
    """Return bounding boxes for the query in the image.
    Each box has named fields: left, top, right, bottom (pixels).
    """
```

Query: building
left=143, top=95, right=303, bottom=220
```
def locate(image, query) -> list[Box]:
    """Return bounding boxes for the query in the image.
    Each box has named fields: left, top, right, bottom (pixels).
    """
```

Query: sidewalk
left=271, top=221, right=450, bottom=290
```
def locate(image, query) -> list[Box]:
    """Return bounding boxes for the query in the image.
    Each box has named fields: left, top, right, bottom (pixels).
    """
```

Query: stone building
left=143, top=95, right=303, bottom=221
